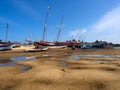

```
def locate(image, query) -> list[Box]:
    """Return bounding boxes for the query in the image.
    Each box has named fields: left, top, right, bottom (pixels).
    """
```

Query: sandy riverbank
left=0, top=47, right=120, bottom=90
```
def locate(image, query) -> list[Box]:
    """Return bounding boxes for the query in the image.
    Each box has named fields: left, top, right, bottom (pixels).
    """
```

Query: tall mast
left=6, top=23, right=8, bottom=42
left=42, top=6, right=51, bottom=41
left=57, top=15, right=64, bottom=42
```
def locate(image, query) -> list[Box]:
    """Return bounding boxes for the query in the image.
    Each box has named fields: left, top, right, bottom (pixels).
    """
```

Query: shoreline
left=0, top=47, right=120, bottom=90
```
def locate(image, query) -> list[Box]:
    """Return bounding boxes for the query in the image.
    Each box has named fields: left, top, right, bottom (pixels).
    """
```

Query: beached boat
left=34, top=41, right=55, bottom=46
left=24, top=47, right=48, bottom=52
left=35, top=7, right=66, bottom=48
left=34, top=41, right=67, bottom=49
left=67, top=39, right=80, bottom=47
left=48, top=45, right=67, bottom=49
left=0, top=42, right=9, bottom=45
left=80, top=44, right=93, bottom=49
left=0, top=44, right=14, bottom=51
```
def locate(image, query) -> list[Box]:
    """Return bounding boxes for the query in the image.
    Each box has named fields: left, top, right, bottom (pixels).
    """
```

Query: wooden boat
left=34, top=41, right=55, bottom=47
left=0, top=24, right=15, bottom=51
left=0, top=42, right=9, bottom=44
left=48, top=45, right=67, bottom=49
left=24, top=47, right=48, bottom=52
left=0, top=44, right=14, bottom=51
left=34, top=7, right=67, bottom=49
left=34, top=41, right=67, bottom=49
left=80, top=44, right=93, bottom=49
left=67, top=39, right=80, bottom=47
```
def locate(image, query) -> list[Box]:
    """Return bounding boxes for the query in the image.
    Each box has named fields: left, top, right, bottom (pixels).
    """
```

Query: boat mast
left=57, top=15, right=64, bottom=42
left=6, top=23, right=8, bottom=42
left=42, top=6, right=51, bottom=41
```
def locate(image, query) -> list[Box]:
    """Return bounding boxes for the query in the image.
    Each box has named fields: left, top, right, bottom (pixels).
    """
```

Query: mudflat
left=0, top=47, right=120, bottom=90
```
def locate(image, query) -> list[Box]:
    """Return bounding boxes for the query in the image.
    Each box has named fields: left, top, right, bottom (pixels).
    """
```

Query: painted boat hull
left=34, top=41, right=55, bottom=46
left=25, top=47, right=48, bottom=52
left=34, top=41, right=67, bottom=49
left=81, top=44, right=93, bottom=49
left=48, top=46, right=67, bottom=49
left=0, top=44, right=14, bottom=51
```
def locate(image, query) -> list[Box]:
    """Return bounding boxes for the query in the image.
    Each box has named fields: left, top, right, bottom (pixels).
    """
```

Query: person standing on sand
left=72, top=45, right=75, bottom=50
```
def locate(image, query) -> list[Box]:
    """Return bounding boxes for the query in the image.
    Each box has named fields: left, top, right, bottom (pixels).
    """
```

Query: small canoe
left=25, top=47, right=48, bottom=52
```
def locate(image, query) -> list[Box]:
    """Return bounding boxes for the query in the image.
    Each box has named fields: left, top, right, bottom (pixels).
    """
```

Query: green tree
left=0, top=40, right=2, bottom=42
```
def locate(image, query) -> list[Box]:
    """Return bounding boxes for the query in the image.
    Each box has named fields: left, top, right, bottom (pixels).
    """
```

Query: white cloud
left=69, top=28, right=87, bottom=39
left=87, top=5, right=120, bottom=43
left=69, top=5, right=120, bottom=43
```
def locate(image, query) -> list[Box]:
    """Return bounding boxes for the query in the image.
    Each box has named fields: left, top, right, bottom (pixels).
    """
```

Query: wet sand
left=0, top=46, right=120, bottom=90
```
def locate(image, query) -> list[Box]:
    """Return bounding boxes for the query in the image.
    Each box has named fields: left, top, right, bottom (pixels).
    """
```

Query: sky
left=0, top=0, right=120, bottom=43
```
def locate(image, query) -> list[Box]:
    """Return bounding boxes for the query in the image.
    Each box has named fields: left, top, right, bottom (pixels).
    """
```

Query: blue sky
left=0, top=0, right=120, bottom=43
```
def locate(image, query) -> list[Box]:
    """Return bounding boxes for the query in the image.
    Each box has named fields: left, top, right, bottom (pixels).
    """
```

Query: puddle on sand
left=21, top=65, right=32, bottom=72
left=0, top=63, right=32, bottom=72
left=69, top=55, right=80, bottom=60
left=42, top=54, right=53, bottom=58
left=0, top=56, right=36, bottom=67
left=79, top=54, right=105, bottom=58
left=93, top=60, right=108, bottom=63
left=11, top=56, right=36, bottom=61
left=60, top=58, right=67, bottom=67
left=69, top=54, right=120, bottom=60
left=0, top=56, right=35, bottom=72
left=0, top=62, right=16, bottom=66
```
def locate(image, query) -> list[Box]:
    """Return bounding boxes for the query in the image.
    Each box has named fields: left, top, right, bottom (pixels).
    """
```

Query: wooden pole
left=6, top=23, right=8, bottom=42
left=42, top=6, right=51, bottom=41
left=57, top=15, right=64, bottom=42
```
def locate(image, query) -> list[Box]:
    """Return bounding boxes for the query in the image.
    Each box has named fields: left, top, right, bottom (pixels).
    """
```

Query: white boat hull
left=48, top=46, right=67, bottom=49
left=25, top=47, right=48, bottom=52
left=0, top=44, right=14, bottom=51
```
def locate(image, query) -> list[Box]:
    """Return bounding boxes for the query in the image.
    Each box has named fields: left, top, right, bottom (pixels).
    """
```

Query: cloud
left=87, top=5, right=120, bottom=43
left=69, top=28, right=87, bottom=39
left=69, top=5, right=120, bottom=43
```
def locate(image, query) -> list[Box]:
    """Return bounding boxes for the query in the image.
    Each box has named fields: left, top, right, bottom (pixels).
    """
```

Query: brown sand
left=0, top=46, right=120, bottom=90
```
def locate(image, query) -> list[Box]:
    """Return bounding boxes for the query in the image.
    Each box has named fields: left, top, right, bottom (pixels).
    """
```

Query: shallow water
left=68, top=54, right=120, bottom=60
left=69, top=55, right=80, bottom=60
left=60, top=58, right=67, bottom=67
left=79, top=54, right=103, bottom=57
left=0, top=56, right=36, bottom=66
left=21, top=65, right=32, bottom=72
left=0, top=56, right=36, bottom=72
left=11, top=56, right=36, bottom=61
left=93, top=60, right=108, bottom=63
left=0, top=62, right=16, bottom=66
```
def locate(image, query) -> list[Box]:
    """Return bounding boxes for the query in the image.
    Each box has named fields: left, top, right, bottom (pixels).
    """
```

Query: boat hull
left=34, top=41, right=67, bottom=49
left=0, top=44, right=14, bottom=51
left=48, top=46, right=67, bottom=49
left=34, top=41, right=55, bottom=46
left=25, top=47, right=48, bottom=52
